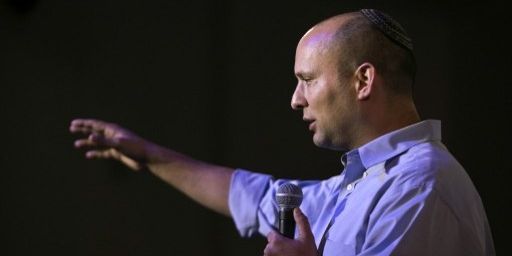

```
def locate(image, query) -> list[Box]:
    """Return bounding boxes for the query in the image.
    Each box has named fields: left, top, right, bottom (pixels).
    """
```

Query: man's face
left=292, top=34, right=357, bottom=151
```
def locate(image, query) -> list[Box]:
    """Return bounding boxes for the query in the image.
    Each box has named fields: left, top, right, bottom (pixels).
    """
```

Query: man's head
left=292, top=9, right=418, bottom=151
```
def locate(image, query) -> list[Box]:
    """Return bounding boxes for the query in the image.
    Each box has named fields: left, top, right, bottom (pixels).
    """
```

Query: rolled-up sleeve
left=229, top=169, right=273, bottom=237
left=229, top=169, right=329, bottom=238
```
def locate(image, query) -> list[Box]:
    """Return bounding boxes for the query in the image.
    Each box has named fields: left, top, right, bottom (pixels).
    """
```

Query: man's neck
left=352, top=100, right=420, bottom=150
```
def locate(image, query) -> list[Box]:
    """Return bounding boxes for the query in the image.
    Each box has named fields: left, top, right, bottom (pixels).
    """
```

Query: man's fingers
left=70, top=119, right=109, bottom=134
left=89, top=133, right=118, bottom=147
left=105, top=148, right=143, bottom=170
left=294, top=208, right=314, bottom=242
left=74, top=138, right=97, bottom=148
left=74, top=134, right=117, bottom=148
left=263, top=243, right=279, bottom=256
left=263, top=211, right=317, bottom=256
left=85, top=149, right=143, bottom=171
left=267, top=230, right=280, bottom=243
left=69, top=125, right=93, bottom=134
left=264, top=231, right=283, bottom=256
left=85, top=149, right=115, bottom=159
left=119, top=154, right=144, bottom=171
left=85, top=148, right=122, bottom=160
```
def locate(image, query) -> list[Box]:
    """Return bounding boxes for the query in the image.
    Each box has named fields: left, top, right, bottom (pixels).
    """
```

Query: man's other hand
left=70, top=118, right=155, bottom=171
left=264, top=208, right=318, bottom=256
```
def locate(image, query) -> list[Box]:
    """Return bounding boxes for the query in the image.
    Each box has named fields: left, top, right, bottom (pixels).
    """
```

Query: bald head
left=292, top=10, right=420, bottom=150
left=300, top=10, right=416, bottom=95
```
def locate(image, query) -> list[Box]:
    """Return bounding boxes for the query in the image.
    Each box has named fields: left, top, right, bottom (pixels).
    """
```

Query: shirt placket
left=317, top=151, right=366, bottom=256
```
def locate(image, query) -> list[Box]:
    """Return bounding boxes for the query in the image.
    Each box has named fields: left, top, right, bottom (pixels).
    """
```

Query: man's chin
left=313, top=135, right=331, bottom=150
left=313, top=135, right=347, bottom=152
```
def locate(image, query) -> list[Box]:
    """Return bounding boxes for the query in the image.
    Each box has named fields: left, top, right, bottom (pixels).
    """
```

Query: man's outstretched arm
left=69, top=118, right=234, bottom=217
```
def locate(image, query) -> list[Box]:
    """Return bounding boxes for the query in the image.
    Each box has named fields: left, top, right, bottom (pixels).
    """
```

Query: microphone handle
left=279, top=208, right=296, bottom=239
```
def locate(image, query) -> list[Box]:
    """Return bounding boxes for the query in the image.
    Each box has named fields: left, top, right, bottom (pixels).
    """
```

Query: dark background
left=1, top=0, right=510, bottom=255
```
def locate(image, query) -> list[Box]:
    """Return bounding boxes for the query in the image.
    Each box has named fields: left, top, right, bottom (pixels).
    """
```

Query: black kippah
left=360, top=9, right=413, bottom=51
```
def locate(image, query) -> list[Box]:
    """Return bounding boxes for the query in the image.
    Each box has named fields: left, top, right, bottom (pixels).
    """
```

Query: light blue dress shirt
left=229, top=120, right=495, bottom=255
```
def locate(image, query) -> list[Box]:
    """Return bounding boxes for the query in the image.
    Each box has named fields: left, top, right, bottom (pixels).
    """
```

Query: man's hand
left=264, top=208, right=318, bottom=256
left=70, top=118, right=234, bottom=216
left=69, top=118, right=156, bottom=171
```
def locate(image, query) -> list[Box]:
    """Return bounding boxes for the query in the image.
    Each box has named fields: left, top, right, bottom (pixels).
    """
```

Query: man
left=70, top=9, right=494, bottom=256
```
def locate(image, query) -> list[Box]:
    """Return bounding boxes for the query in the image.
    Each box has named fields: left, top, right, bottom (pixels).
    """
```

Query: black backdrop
left=1, top=0, right=510, bottom=255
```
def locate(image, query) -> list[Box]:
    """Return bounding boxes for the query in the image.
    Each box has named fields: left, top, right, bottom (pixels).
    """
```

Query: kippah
left=360, top=9, right=413, bottom=51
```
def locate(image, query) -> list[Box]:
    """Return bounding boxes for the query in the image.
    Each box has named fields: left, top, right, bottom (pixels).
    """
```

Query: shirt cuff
left=229, top=169, right=272, bottom=237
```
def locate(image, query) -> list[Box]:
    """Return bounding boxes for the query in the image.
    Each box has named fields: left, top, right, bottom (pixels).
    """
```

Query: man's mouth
left=304, top=118, right=316, bottom=131
left=308, top=121, right=316, bottom=131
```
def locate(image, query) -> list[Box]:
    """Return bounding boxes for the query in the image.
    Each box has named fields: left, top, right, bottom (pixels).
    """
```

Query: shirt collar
left=353, top=119, right=442, bottom=169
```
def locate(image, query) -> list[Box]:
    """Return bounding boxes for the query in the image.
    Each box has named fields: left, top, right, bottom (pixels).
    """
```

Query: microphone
left=276, top=183, right=303, bottom=239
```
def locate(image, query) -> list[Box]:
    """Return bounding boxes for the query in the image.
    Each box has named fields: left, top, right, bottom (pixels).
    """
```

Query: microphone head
left=276, top=183, right=303, bottom=209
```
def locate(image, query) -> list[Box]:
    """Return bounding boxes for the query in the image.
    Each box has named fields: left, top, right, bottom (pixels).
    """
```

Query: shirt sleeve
left=229, top=169, right=329, bottom=238
left=228, top=169, right=273, bottom=237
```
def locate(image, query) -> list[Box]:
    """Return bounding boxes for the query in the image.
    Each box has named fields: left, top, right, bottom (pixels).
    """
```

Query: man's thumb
left=294, top=208, right=314, bottom=241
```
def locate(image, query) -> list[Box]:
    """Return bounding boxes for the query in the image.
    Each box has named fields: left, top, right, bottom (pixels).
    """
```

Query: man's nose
left=291, top=84, right=308, bottom=110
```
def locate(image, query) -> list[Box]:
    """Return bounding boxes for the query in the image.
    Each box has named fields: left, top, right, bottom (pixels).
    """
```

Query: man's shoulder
left=384, top=141, right=466, bottom=189
left=384, top=141, right=481, bottom=207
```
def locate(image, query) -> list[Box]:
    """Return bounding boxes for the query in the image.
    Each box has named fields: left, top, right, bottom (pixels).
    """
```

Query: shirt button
left=347, top=184, right=353, bottom=191
left=363, top=171, right=368, bottom=178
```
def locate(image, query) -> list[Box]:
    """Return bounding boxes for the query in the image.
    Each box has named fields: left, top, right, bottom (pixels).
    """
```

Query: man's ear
left=354, top=62, right=375, bottom=100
